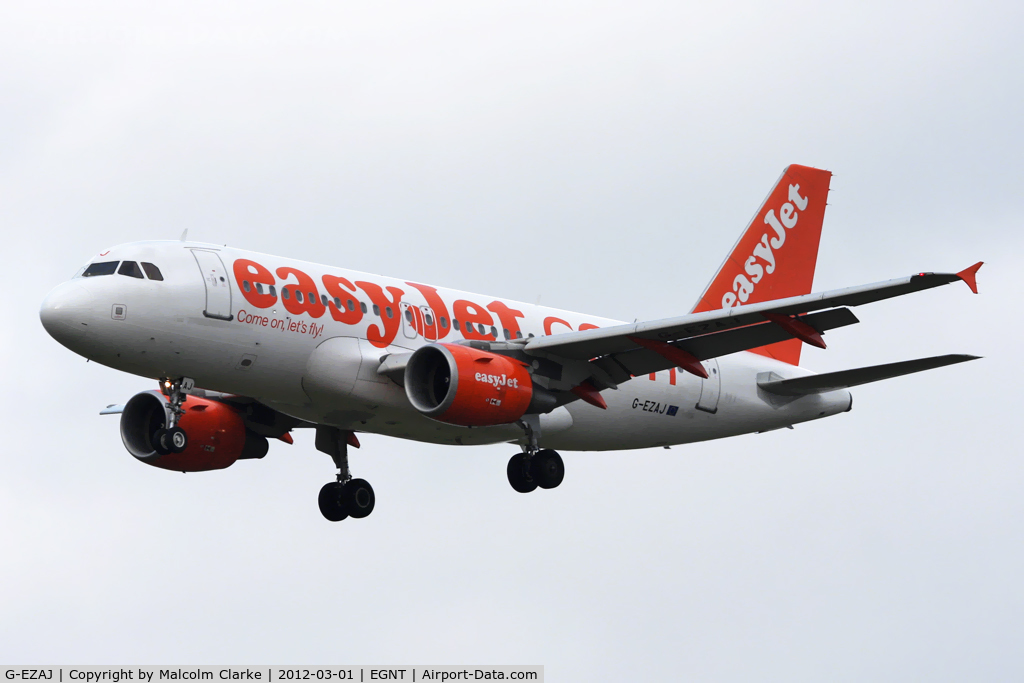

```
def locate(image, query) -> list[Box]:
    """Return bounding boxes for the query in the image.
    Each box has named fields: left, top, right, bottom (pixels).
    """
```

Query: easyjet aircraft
left=39, top=165, right=982, bottom=521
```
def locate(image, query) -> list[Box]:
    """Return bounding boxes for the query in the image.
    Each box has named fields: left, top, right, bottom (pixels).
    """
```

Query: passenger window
left=243, top=280, right=252, bottom=292
left=118, top=261, right=144, bottom=279
left=490, top=326, right=497, bottom=338
left=477, top=323, right=486, bottom=334
left=347, top=300, right=356, bottom=311
left=440, top=317, right=449, bottom=329
left=502, top=328, right=510, bottom=340
left=333, top=297, right=341, bottom=308
left=372, top=304, right=380, bottom=316
left=256, top=282, right=264, bottom=294
left=141, top=262, right=164, bottom=281
left=83, top=261, right=119, bottom=277
left=309, top=292, right=316, bottom=304
left=282, top=288, right=291, bottom=300
left=360, top=302, right=368, bottom=314
left=425, top=313, right=434, bottom=326
left=322, top=294, right=330, bottom=306
left=516, top=330, right=523, bottom=339
left=269, top=285, right=277, bottom=297
left=405, top=308, right=413, bottom=322
left=453, top=319, right=461, bottom=331
left=296, top=291, right=304, bottom=303
left=386, top=306, right=394, bottom=319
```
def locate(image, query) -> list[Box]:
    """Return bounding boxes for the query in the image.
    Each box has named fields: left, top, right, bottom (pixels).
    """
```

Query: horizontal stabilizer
left=758, top=354, right=980, bottom=396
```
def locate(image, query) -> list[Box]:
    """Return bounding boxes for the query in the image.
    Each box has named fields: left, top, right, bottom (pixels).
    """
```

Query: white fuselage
left=40, top=241, right=853, bottom=451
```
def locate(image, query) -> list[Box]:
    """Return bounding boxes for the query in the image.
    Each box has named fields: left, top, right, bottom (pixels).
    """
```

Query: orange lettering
left=454, top=300, right=495, bottom=340
left=487, top=301, right=526, bottom=340
left=357, top=281, right=404, bottom=348
left=277, top=267, right=326, bottom=318
left=406, top=282, right=452, bottom=340
left=543, top=317, right=572, bottom=336
left=234, top=259, right=276, bottom=309
left=321, top=274, right=364, bottom=325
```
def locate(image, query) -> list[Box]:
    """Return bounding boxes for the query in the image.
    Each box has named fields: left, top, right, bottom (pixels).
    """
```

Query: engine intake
left=120, top=390, right=268, bottom=472
left=405, top=344, right=553, bottom=426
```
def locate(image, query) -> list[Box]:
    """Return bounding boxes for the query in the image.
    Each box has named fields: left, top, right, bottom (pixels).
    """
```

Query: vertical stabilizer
left=691, top=164, right=833, bottom=365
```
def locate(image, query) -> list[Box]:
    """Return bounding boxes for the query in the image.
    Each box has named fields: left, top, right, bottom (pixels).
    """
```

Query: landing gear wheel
left=158, top=430, right=175, bottom=453
left=507, top=453, right=538, bottom=493
left=318, top=482, right=348, bottom=522
left=534, top=450, right=564, bottom=489
left=167, top=427, right=188, bottom=453
left=344, top=478, right=375, bottom=519
left=152, top=428, right=170, bottom=455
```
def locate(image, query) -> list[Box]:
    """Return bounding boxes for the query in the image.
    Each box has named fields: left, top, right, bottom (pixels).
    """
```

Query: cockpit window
left=141, top=262, right=164, bottom=281
left=118, top=261, right=144, bottom=279
left=82, top=261, right=119, bottom=277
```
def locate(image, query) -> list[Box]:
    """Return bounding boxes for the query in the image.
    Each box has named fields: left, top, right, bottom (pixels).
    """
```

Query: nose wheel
left=152, top=377, right=194, bottom=455
left=315, top=427, right=374, bottom=522
left=153, top=426, right=189, bottom=454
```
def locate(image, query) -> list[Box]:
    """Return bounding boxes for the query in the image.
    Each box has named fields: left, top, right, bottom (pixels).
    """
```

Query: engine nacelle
left=120, top=391, right=268, bottom=472
left=405, top=343, right=552, bottom=427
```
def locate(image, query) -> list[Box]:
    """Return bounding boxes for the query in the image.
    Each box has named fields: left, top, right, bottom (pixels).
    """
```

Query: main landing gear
left=153, top=377, right=193, bottom=455
left=507, top=449, right=564, bottom=493
left=315, top=426, right=375, bottom=522
left=508, top=414, right=565, bottom=493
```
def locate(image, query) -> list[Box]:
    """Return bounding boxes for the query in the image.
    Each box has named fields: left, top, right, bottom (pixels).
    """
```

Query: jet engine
left=119, top=390, right=269, bottom=472
left=404, top=343, right=555, bottom=427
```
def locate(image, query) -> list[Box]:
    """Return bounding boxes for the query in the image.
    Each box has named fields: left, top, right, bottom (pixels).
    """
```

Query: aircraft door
left=400, top=303, right=418, bottom=340
left=419, top=305, right=438, bottom=341
left=191, top=249, right=233, bottom=321
left=696, top=358, right=721, bottom=414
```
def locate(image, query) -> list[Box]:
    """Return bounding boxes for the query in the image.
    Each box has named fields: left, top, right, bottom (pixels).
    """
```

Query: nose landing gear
left=153, top=377, right=193, bottom=454
left=315, top=426, right=375, bottom=522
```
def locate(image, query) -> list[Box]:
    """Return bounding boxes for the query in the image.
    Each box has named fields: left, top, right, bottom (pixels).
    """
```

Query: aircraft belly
left=541, top=354, right=854, bottom=452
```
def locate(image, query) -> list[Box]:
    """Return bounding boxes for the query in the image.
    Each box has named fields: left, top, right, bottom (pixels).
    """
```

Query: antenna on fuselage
left=180, top=229, right=188, bottom=242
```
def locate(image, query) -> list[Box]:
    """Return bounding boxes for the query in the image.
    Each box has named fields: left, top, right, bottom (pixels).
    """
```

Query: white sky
left=1, top=1, right=1021, bottom=679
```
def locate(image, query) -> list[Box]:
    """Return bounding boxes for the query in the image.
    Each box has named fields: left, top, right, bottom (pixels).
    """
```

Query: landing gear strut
left=153, top=377, right=193, bottom=454
left=508, top=415, right=564, bottom=493
left=315, top=426, right=375, bottom=521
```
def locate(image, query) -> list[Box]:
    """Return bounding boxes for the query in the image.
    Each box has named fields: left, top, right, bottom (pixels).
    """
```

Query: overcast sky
left=1, top=1, right=1022, bottom=679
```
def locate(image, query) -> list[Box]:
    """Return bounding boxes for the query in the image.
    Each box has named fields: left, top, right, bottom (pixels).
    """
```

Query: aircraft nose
left=40, top=281, right=96, bottom=347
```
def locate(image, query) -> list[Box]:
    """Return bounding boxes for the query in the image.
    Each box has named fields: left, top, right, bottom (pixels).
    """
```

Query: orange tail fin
left=691, top=164, right=833, bottom=366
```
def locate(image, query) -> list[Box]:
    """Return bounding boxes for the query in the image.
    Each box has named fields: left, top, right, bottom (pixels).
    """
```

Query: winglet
left=956, top=261, right=983, bottom=294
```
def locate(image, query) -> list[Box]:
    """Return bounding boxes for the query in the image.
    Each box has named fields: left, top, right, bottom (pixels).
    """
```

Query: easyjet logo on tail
left=690, top=164, right=832, bottom=366
left=722, top=183, right=809, bottom=308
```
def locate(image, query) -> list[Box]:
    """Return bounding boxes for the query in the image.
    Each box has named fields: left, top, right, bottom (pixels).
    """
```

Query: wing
left=523, top=264, right=982, bottom=389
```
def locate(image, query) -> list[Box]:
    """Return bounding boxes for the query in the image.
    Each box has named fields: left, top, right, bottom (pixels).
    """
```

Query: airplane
left=39, top=164, right=983, bottom=522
